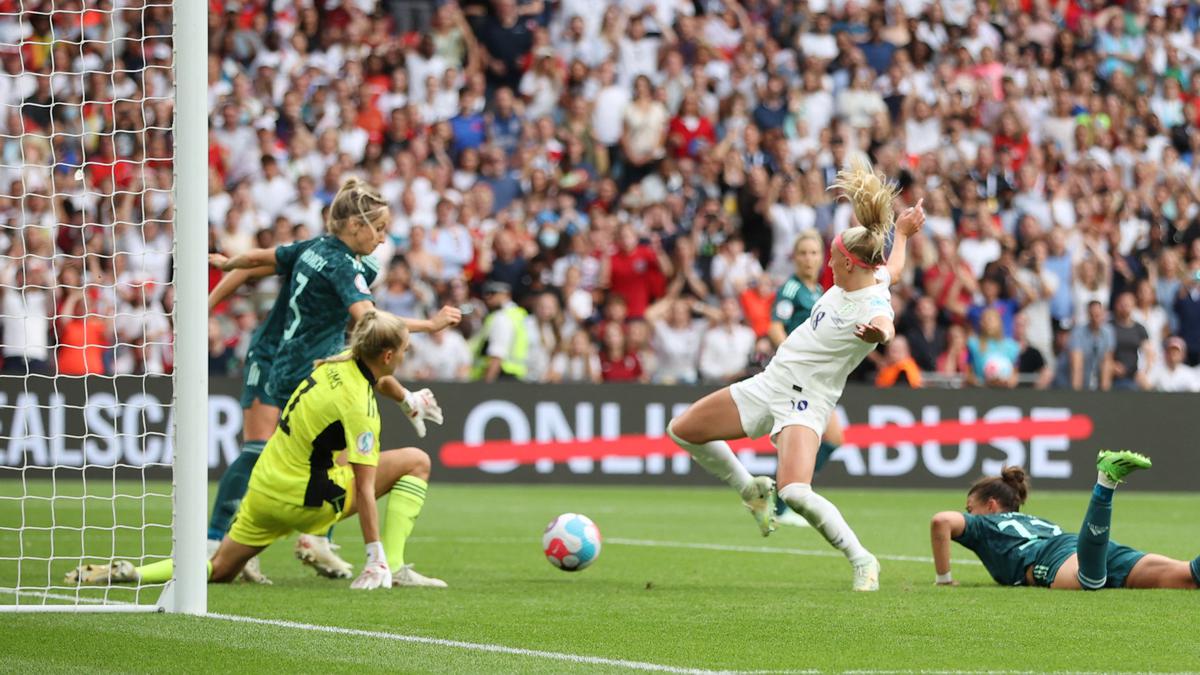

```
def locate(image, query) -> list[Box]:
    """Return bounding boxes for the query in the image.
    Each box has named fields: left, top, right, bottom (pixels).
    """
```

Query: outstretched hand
left=854, top=322, right=889, bottom=344
left=895, top=198, right=925, bottom=237
left=431, top=305, right=463, bottom=331
left=208, top=253, right=230, bottom=271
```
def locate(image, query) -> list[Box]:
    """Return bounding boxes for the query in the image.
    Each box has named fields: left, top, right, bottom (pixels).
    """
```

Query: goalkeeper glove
left=399, top=388, right=443, bottom=438
left=351, top=541, right=392, bottom=590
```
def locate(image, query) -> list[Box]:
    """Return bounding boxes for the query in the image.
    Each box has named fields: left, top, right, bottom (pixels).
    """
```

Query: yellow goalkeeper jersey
left=249, top=355, right=381, bottom=509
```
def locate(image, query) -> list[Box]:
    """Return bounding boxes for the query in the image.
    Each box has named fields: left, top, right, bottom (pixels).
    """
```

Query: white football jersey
left=763, top=268, right=894, bottom=403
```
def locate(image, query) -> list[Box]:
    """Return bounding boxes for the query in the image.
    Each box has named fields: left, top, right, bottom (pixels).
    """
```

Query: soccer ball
left=542, top=513, right=602, bottom=571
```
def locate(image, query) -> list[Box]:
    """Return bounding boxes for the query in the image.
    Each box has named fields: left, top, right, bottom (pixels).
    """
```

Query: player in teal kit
left=204, top=236, right=330, bottom=582
left=931, top=451, right=1200, bottom=590
left=208, top=178, right=458, bottom=581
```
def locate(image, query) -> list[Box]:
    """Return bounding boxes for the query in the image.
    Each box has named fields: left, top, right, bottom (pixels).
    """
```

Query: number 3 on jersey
left=281, top=271, right=310, bottom=341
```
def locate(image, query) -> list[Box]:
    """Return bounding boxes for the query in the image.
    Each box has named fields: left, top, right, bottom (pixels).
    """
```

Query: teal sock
left=1075, top=483, right=1114, bottom=590
left=814, top=441, right=838, bottom=472
left=207, top=441, right=265, bottom=540
left=1190, top=556, right=1200, bottom=587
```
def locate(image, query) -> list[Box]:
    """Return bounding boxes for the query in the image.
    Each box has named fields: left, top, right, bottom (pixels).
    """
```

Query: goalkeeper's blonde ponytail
left=831, top=154, right=898, bottom=267
left=314, top=310, right=409, bottom=368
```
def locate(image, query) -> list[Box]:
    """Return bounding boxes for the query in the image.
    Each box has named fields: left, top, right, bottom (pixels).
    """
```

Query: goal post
left=170, top=0, right=208, bottom=616
left=0, top=0, right=206, bottom=613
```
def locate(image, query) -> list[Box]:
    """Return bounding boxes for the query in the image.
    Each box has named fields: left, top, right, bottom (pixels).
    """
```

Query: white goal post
left=0, top=0, right=206, bottom=614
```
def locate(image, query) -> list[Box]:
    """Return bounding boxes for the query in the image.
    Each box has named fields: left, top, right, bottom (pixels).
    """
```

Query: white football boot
left=392, top=564, right=447, bottom=588
left=65, top=560, right=138, bottom=585
left=740, top=476, right=777, bottom=537
left=239, top=555, right=272, bottom=585
left=851, top=555, right=880, bottom=592
left=295, top=534, right=354, bottom=579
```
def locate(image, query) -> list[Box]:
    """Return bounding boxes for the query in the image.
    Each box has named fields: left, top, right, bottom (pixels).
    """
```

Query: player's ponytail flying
left=968, top=466, right=1029, bottom=512
left=314, top=310, right=409, bottom=368
left=831, top=154, right=899, bottom=267
left=328, top=176, right=389, bottom=235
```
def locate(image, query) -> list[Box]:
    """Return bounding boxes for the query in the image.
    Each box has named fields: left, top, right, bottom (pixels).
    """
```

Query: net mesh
left=0, top=0, right=176, bottom=608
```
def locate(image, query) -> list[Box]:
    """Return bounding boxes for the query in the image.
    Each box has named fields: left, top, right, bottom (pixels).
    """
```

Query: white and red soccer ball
left=542, top=513, right=602, bottom=571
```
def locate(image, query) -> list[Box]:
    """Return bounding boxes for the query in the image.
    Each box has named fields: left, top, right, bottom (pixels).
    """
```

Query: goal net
left=0, top=0, right=206, bottom=613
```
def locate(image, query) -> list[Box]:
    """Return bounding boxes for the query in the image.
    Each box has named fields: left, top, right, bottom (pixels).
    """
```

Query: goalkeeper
left=69, top=310, right=447, bottom=589
left=205, top=177, right=460, bottom=582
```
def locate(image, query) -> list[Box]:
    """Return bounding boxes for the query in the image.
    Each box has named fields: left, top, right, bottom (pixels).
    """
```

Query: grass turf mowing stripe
left=205, top=612, right=744, bottom=674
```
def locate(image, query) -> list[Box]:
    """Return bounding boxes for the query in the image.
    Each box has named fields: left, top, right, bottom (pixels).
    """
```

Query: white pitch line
left=206, top=612, right=750, bottom=674
left=603, top=537, right=984, bottom=567
left=409, top=536, right=983, bottom=567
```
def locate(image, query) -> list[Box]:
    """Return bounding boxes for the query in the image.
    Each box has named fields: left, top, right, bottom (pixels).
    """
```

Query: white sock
left=778, top=483, right=872, bottom=565
left=667, top=424, right=751, bottom=493
left=1097, top=471, right=1119, bottom=490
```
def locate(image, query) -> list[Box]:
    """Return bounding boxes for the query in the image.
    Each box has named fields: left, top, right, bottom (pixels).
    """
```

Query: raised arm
left=930, top=510, right=966, bottom=585
left=885, top=199, right=924, bottom=282
left=209, top=265, right=276, bottom=310
left=210, top=248, right=278, bottom=271
left=348, top=302, right=462, bottom=334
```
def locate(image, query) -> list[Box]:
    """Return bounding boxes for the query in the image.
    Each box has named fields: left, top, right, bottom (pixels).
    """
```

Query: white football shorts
left=728, top=371, right=834, bottom=443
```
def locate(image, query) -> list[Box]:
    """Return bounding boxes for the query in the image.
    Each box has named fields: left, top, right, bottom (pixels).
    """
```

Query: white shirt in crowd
left=765, top=268, right=893, bottom=403
left=550, top=351, right=601, bottom=383
left=698, top=323, right=757, bottom=383
left=251, top=174, right=297, bottom=220
left=1149, top=362, right=1200, bottom=392
left=1, top=287, right=51, bottom=361
left=591, top=84, right=630, bottom=147
left=767, top=203, right=816, bottom=277
left=283, top=198, right=325, bottom=234
left=405, top=331, right=471, bottom=381
left=958, top=236, right=1001, bottom=279
left=651, top=319, right=706, bottom=384
left=710, top=251, right=763, bottom=297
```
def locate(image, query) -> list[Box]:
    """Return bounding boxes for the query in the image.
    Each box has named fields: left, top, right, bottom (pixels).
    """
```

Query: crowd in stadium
left=3, top=0, right=1200, bottom=392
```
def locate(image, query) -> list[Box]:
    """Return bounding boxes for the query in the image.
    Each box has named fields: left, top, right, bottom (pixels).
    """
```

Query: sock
left=1190, top=556, right=1200, bottom=587
left=778, top=483, right=872, bottom=565
left=134, top=559, right=213, bottom=584
left=383, top=475, right=427, bottom=571
left=667, top=424, right=752, bottom=493
left=1097, top=470, right=1119, bottom=490
left=207, top=441, right=265, bottom=541
left=814, top=441, right=838, bottom=473
left=1076, top=482, right=1114, bottom=590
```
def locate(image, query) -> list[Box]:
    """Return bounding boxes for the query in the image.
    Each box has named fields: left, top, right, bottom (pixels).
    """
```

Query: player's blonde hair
left=831, top=154, right=898, bottom=267
left=793, top=229, right=823, bottom=254
left=328, top=176, right=389, bottom=235
left=314, top=310, right=409, bottom=368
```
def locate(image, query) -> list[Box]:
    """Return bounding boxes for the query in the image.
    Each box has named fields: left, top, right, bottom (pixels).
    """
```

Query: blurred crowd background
left=3, top=0, right=1200, bottom=392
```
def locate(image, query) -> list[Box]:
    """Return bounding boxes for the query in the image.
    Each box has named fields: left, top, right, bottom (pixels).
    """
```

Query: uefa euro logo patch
left=356, top=431, right=374, bottom=455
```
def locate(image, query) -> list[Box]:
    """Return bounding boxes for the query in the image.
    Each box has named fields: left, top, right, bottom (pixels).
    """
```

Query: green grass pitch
left=1, top=481, right=1198, bottom=673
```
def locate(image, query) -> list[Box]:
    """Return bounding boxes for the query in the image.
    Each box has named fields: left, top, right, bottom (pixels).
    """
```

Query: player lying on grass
left=68, top=311, right=448, bottom=589
left=206, top=177, right=458, bottom=582
left=931, top=451, right=1199, bottom=590
left=666, top=156, right=924, bottom=591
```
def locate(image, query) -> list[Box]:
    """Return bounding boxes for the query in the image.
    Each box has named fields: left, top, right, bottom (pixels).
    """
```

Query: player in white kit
left=667, top=157, right=925, bottom=591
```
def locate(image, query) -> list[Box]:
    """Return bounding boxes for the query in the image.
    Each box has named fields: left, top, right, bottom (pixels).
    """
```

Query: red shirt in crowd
left=607, top=245, right=660, bottom=318
left=600, top=350, right=642, bottom=382
left=668, top=116, right=716, bottom=159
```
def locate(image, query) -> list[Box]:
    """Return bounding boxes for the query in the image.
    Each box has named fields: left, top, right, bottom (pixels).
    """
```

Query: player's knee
left=778, top=483, right=815, bottom=515
left=408, top=447, right=432, bottom=480
left=667, top=417, right=701, bottom=446
left=823, top=426, right=843, bottom=447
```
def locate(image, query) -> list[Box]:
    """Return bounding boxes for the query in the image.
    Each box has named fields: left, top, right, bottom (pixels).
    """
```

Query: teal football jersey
left=953, top=512, right=1064, bottom=586
left=772, top=275, right=823, bottom=336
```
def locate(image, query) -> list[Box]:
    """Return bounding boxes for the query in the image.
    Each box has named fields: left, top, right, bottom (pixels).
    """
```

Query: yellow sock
left=135, top=559, right=213, bottom=584
left=383, top=475, right=427, bottom=571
